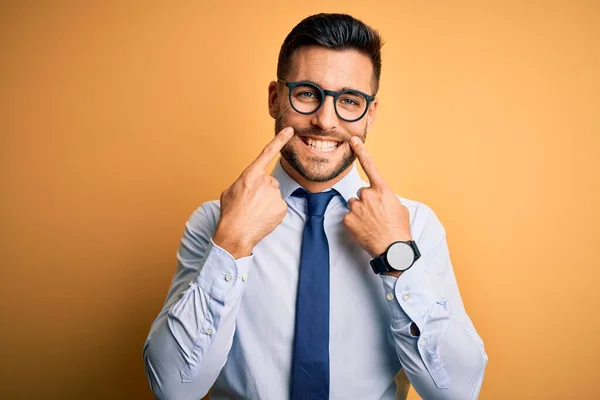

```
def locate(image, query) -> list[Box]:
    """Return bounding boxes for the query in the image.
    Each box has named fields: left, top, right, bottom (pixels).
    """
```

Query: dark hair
left=277, top=13, right=384, bottom=93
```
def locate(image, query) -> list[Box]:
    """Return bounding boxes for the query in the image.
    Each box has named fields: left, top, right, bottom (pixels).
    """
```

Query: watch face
left=386, top=242, right=415, bottom=271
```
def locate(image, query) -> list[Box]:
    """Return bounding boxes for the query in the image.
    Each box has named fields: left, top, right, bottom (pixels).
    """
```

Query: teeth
left=305, top=137, right=338, bottom=152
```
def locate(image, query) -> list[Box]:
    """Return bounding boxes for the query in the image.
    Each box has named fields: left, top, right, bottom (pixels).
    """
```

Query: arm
left=143, top=127, right=294, bottom=399
left=380, top=206, right=487, bottom=400
left=345, top=136, right=487, bottom=399
left=143, top=204, right=253, bottom=400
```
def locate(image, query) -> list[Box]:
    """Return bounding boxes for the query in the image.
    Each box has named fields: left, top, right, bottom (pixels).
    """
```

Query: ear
left=268, top=81, right=279, bottom=119
left=365, top=98, right=378, bottom=133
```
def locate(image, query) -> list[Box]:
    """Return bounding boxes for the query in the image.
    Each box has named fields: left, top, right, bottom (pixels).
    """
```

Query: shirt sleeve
left=143, top=203, right=253, bottom=400
left=379, top=204, right=488, bottom=400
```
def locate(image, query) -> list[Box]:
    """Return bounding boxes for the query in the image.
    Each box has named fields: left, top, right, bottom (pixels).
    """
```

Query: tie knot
left=292, top=188, right=338, bottom=217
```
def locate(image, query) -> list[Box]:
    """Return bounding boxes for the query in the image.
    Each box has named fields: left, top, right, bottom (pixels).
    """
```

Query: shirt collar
left=270, top=157, right=368, bottom=208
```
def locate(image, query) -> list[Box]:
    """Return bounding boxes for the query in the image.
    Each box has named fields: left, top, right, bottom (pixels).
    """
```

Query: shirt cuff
left=380, top=258, right=438, bottom=332
left=194, top=238, right=254, bottom=302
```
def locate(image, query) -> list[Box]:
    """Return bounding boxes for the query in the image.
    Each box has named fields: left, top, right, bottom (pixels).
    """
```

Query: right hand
left=212, top=126, right=294, bottom=258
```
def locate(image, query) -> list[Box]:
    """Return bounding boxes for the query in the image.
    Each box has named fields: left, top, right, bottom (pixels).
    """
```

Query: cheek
left=278, top=111, right=313, bottom=133
left=347, top=125, right=367, bottom=140
left=278, top=101, right=295, bottom=117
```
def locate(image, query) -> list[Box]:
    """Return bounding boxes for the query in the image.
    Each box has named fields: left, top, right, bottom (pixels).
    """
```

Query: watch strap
left=411, top=240, right=421, bottom=259
left=370, top=256, right=388, bottom=274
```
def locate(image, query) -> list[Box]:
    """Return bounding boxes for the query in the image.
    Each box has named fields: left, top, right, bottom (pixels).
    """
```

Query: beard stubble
left=275, top=116, right=367, bottom=183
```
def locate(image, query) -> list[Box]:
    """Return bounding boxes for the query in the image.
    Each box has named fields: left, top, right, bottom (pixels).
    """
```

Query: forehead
left=287, top=46, right=374, bottom=93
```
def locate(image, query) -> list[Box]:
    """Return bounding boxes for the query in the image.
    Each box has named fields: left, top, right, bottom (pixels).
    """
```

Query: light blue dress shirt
left=143, top=159, right=487, bottom=400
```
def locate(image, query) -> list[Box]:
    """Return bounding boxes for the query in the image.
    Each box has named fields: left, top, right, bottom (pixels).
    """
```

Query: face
left=269, top=46, right=378, bottom=183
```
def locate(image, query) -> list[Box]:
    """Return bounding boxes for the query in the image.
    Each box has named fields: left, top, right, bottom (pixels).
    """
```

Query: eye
left=340, top=98, right=359, bottom=106
left=297, top=91, right=317, bottom=98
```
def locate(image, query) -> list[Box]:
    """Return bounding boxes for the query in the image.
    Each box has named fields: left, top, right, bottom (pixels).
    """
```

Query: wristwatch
left=370, top=240, right=421, bottom=274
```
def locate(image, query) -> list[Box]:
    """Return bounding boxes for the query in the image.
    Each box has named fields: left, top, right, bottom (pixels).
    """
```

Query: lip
left=298, top=134, right=343, bottom=144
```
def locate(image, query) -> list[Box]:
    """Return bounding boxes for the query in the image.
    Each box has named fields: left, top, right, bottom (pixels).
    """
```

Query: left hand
left=343, top=136, right=412, bottom=261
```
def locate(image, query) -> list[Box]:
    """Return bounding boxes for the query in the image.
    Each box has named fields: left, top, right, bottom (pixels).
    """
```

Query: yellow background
left=1, top=1, right=598, bottom=399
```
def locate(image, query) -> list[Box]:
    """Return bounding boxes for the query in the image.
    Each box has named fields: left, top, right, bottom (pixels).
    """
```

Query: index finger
left=247, top=127, right=294, bottom=174
left=350, top=136, right=384, bottom=187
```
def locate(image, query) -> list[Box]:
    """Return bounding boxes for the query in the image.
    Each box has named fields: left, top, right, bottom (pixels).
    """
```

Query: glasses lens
left=290, top=84, right=323, bottom=114
left=336, top=91, right=368, bottom=121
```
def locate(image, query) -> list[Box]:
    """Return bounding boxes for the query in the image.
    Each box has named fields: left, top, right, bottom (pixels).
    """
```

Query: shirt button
left=402, top=293, right=411, bottom=301
left=241, top=274, right=248, bottom=282
left=386, top=293, right=394, bottom=301
left=418, top=338, right=426, bottom=346
left=206, top=328, right=213, bottom=335
left=224, top=273, right=233, bottom=282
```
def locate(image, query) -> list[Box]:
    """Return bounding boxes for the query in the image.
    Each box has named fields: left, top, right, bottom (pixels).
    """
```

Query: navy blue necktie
left=290, top=188, right=338, bottom=400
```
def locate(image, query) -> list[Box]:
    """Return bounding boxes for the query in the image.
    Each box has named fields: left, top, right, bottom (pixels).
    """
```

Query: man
left=143, top=13, right=487, bottom=400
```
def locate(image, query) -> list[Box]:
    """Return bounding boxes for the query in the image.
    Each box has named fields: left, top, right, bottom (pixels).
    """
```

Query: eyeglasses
left=277, top=79, right=376, bottom=123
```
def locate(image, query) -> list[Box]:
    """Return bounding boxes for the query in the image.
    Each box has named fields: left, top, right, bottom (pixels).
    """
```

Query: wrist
left=370, top=238, right=419, bottom=275
left=213, top=236, right=253, bottom=259
left=213, top=223, right=253, bottom=259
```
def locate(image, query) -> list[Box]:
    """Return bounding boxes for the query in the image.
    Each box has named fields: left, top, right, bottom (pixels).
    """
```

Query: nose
left=310, top=95, right=338, bottom=131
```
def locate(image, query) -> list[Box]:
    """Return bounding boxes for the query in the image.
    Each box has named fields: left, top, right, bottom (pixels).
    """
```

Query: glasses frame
left=277, top=79, right=376, bottom=123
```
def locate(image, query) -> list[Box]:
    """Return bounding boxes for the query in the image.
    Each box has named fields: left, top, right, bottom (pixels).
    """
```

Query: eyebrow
left=303, top=80, right=361, bottom=93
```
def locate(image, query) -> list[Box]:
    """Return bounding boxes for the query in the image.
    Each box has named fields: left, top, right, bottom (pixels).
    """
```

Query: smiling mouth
left=299, top=136, right=342, bottom=153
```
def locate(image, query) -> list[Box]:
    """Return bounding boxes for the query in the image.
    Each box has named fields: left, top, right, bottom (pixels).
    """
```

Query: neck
left=280, top=158, right=354, bottom=194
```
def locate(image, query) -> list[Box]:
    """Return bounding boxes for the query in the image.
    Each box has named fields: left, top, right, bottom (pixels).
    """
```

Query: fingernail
left=283, top=127, right=294, bottom=136
left=351, top=137, right=360, bottom=145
